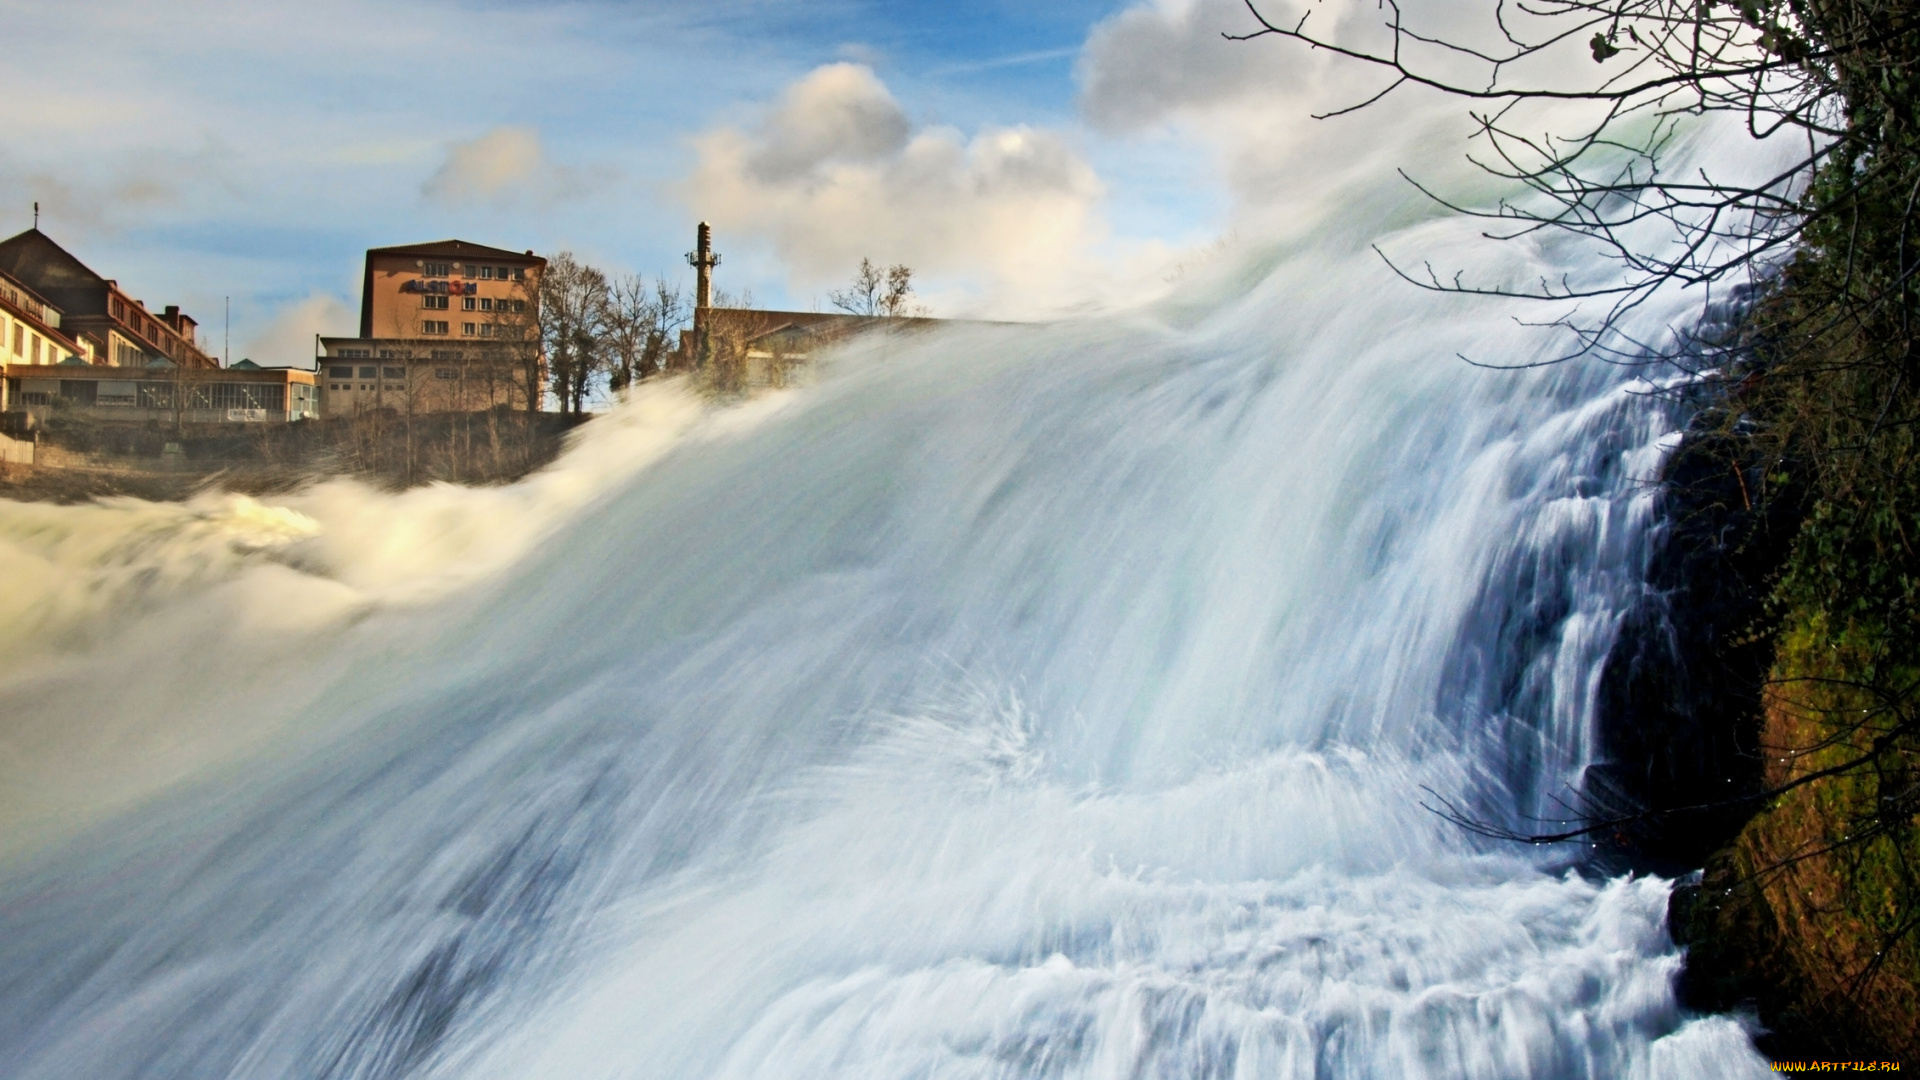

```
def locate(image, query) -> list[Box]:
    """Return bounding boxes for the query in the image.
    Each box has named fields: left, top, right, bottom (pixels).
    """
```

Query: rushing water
left=0, top=209, right=1772, bottom=1077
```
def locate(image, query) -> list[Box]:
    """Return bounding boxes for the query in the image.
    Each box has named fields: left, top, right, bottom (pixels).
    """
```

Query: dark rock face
left=1582, top=405, right=1886, bottom=1057
left=1667, top=859, right=1865, bottom=1061
left=1589, top=423, right=1803, bottom=875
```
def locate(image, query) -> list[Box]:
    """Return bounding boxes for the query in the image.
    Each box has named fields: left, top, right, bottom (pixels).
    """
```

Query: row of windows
left=420, top=262, right=526, bottom=281
left=325, top=368, right=509, bottom=394
left=52, top=382, right=291, bottom=411
left=5, top=319, right=53, bottom=363
left=190, top=384, right=286, bottom=411
left=327, top=347, right=510, bottom=363
left=325, top=365, right=509, bottom=381
left=421, top=297, right=527, bottom=313
left=420, top=322, right=516, bottom=337
left=107, top=298, right=181, bottom=355
left=3, top=314, right=124, bottom=365
left=326, top=366, right=409, bottom=380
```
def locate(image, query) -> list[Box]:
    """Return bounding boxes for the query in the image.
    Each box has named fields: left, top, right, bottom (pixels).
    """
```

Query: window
left=327, top=365, right=353, bottom=378
left=461, top=296, right=475, bottom=311
left=430, top=349, right=462, bottom=360
left=479, top=325, right=493, bottom=338
left=422, top=295, right=449, bottom=310
left=462, top=322, right=476, bottom=336
left=478, top=298, right=492, bottom=312
left=423, top=262, right=450, bottom=277
left=172, top=383, right=284, bottom=412
left=511, top=268, right=525, bottom=280
left=338, top=348, right=370, bottom=358
left=513, top=300, right=526, bottom=312
left=12, top=324, right=22, bottom=354
left=421, top=320, right=449, bottom=335
left=479, top=266, right=494, bottom=280
left=435, top=368, right=459, bottom=380
left=358, top=366, right=377, bottom=379
left=382, top=366, right=405, bottom=379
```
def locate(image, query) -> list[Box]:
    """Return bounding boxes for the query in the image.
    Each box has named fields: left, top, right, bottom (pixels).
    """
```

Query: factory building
left=317, top=240, right=546, bottom=416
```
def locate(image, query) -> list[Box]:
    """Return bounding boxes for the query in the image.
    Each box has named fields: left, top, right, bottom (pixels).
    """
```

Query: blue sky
left=0, top=0, right=1349, bottom=363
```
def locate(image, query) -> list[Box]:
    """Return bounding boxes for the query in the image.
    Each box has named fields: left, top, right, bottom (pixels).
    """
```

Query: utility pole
left=685, top=222, right=720, bottom=369
left=224, top=296, right=230, bottom=368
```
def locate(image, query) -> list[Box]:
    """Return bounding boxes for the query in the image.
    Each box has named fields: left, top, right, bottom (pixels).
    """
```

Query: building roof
left=365, top=239, right=544, bottom=262
left=0, top=229, right=111, bottom=317
left=360, top=239, right=544, bottom=338
left=0, top=228, right=217, bottom=367
left=710, top=308, right=948, bottom=344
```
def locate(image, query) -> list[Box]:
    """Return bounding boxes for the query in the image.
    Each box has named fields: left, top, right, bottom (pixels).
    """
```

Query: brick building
left=317, top=239, right=545, bottom=415
left=0, top=229, right=218, bottom=370
left=0, top=268, right=92, bottom=368
left=0, top=229, right=317, bottom=425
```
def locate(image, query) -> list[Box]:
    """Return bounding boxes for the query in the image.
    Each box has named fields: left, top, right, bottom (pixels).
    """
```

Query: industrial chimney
left=692, top=222, right=716, bottom=309
left=685, top=222, right=722, bottom=368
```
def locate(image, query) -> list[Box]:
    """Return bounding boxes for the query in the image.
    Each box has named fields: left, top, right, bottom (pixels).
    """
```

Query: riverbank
left=0, top=410, right=576, bottom=502
left=1621, top=397, right=1918, bottom=1060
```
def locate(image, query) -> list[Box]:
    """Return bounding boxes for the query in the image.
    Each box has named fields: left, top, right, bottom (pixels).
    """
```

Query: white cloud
left=0, top=142, right=237, bottom=238
left=744, top=64, right=911, bottom=182
left=423, top=127, right=547, bottom=203
left=422, top=126, right=617, bottom=208
left=683, top=63, right=1147, bottom=317
left=1078, top=0, right=1297, bottom=133
left=240, top=294, right=354, bottom=369
left=1075, top=0, right=1491, bottom=236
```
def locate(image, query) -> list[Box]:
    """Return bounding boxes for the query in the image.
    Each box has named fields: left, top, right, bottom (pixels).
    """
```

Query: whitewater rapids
left=0, top=215, right=1770, bottom=1077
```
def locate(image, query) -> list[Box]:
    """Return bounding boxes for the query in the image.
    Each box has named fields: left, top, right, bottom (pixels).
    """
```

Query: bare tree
left=1230, top=0, right=1907, bottom=364
left=538, top=252, right=610, bottom=418
left=701, top=286, right=758, bottom=395
left=605, top=273, right=653, bottom=395
left=641, top=278, right=687, bottom=380
left=603, top=274, right=689, bottom=394
left=830, top=258, right=923, bottom=318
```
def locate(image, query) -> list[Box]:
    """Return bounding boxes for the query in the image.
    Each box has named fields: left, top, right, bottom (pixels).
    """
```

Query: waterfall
left=0, top=203, right=1771, bottom=1078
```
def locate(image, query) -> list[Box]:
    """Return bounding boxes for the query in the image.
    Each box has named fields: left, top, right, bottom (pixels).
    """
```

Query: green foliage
left=1712, top=0, right=1920, bottom=1039
left=1678, top=616, right=1920, bottom=1057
